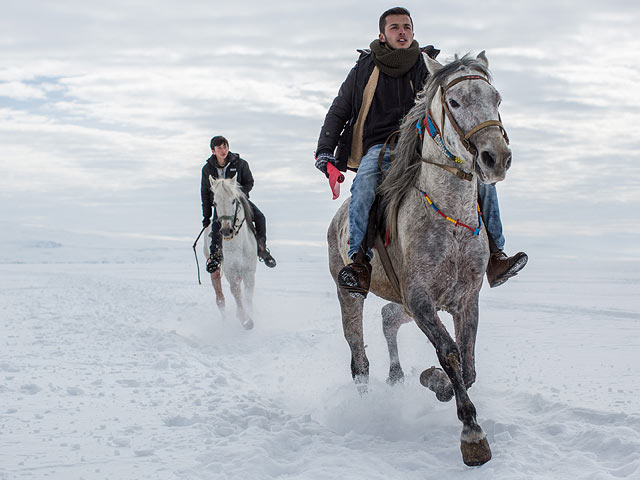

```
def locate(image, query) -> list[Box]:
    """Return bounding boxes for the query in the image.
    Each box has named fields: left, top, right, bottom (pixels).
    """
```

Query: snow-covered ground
left=1, top=231, right=639, bottom=479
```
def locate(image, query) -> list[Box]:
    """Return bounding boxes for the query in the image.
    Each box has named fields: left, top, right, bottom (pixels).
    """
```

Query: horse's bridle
left=417, top=74, right=510, bottom=181
left=213, top=199, right=246, bottom=239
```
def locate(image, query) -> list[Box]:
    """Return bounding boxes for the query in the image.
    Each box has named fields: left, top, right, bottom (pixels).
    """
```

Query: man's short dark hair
left=210, top=135, right=229, bottom=149
left=379, top=7, right=412, bottom=33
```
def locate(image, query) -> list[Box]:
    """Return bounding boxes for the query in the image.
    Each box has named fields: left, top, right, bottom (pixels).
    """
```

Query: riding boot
left=486, top=250, right=528, bottom=288
left=338, top=257, right=373, bottom=299
left=206, top=247, right=223, bottom=274
left=207, top=230, right=223, bottom=273
left=256, top=238, right=276, bottom=268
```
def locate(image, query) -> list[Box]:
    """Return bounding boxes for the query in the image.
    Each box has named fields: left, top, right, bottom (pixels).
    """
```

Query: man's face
left=379, top=14, right=414, bottom=49
left=213, top=143, right=229, bottom=165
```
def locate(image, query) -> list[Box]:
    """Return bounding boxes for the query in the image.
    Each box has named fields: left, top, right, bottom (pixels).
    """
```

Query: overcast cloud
left=1, top=0, right=639, bottom=258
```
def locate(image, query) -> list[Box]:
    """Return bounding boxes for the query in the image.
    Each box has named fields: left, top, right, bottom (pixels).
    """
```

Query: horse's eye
left=449, top=99, right=460, bottom=108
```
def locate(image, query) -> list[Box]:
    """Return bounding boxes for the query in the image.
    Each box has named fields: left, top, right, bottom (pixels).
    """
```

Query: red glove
left=326, top=162, right=345, bottom=200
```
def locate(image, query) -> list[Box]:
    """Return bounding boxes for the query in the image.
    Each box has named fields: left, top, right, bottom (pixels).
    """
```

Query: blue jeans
left=477, top=182, right=505, bottom=251
left=348, top=144, right=392, bottom=259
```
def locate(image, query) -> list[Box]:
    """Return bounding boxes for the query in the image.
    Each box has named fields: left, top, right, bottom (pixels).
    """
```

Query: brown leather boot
left=338, top=260, right=373, bottom=298
left=486, top=250, right=528, bottom=288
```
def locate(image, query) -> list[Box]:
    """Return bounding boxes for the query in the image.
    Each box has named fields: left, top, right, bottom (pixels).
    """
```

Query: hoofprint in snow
left=1, top=240, right=639, bottom=479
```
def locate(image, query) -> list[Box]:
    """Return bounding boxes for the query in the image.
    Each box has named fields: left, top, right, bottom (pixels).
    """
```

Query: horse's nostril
left=481, top=151, right=496, bottom=169
left=505, top=154, right=512, bottom=170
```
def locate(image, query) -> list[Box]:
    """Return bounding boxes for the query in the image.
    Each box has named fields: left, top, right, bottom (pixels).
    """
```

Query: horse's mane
left=211, top=178, right=254, bottom=226
left=378, top=54, right=491, bottom=238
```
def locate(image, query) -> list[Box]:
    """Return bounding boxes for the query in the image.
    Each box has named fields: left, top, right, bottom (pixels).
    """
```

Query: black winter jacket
left=201, top=152, right=254, bottom=220
left=316, top=45, right=439, bottom=171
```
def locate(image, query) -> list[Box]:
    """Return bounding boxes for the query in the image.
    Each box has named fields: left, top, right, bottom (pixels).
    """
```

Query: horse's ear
left=423, top=52, right=443, bottom=75
left=208, top=174, right=215, bottom=187
left=477, top=51, right=489, bottom=68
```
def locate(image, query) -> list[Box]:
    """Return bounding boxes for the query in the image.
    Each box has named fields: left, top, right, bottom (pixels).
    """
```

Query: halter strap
left=465, top=116, right=509, bottom=144
left=440, top=74, right=510, bottom=156
left=416, top=114, right=473, bottom=182
left=215, top=200, right=246, bottom=238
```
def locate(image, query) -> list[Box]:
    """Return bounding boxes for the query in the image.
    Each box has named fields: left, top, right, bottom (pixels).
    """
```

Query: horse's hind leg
left=210, top=270, right=226, bottom=318
left=381, top=302, right=412, bottom=385
left=338, top=288, right=368, bottom=390
left=406, top=289, right=491, bottom=466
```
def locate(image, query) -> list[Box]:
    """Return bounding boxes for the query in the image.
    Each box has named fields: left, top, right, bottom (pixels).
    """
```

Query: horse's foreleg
left=407, top=290, right=491, bottom=467
left=229, top=275, right=253, bottom=330
left=453, top=301, right=479, bottom=389
left=338, top=288, right=368, bottom=388
left=209, top=270, right=226, bottom=315
left=243, top=273, right=255, bottom=313
left=381, top=302, right=412, bottom=384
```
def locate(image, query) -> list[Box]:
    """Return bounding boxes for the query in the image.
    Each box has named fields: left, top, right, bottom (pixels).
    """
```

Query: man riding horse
left=201, top=135, right=276, bottom=272
left=314, top=6, right=527, bottom=295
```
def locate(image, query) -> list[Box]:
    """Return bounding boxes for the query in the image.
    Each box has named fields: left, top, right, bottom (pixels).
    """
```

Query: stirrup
left=338, top=262, right=371, bottom=299
left=258, top=247, right=276, bottom=268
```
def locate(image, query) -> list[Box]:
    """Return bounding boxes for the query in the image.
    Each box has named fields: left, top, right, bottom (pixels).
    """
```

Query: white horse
left=203, top=177, right=257, bottom=330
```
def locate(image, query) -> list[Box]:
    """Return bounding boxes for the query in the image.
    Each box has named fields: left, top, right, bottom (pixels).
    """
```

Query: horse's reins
left=215, top=199, right=246, bottom=239
left=415, top=74, right=510, bottom=182
left=439, top=74, right=509, bottom=156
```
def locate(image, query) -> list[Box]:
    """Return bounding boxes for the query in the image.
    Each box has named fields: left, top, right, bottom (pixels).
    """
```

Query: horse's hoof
left=386, top=365, right=404, bottom=385
left=420, top=367, right=454, bottom=402
left=353, top=374, right=369, bottom=395
left=241, top=318, right=254, bottom=330
left=460, top=437, right=492, bottom=466
left=356, top=383, right=368, bottom=396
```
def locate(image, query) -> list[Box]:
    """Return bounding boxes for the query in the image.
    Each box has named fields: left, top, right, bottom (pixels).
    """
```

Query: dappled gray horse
left=327, top=52, right=511, bottom=466
left=204, top=178, right=257, bottom=330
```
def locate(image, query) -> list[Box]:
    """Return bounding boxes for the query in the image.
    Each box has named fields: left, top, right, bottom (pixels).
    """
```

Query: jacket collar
left=208, top=151, right=237, bottom=168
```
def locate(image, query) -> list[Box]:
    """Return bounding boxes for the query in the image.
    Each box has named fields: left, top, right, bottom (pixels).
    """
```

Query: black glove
left=203, top=217, right=211, bottom=228
left=315, top=151, right=336, bottom=178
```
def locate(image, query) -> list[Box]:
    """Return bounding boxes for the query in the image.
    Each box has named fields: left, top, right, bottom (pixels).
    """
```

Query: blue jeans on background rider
left=477, top=182, right=505, bottom=251
left=348, top=144, right=392, bottom=260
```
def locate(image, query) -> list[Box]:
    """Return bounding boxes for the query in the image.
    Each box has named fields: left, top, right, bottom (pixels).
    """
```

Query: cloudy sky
left=2, top=0, right=639, bottom=259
